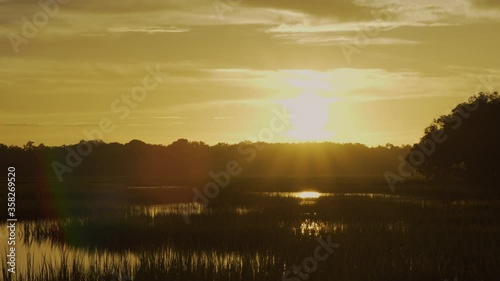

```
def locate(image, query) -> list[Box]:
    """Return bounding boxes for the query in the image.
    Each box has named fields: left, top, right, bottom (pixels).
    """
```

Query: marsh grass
left=2, top=179, right=500, bottom=280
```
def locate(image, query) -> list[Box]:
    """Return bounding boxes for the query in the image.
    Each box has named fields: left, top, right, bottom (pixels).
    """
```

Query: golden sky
left=1, top=0, right=499, bottom=146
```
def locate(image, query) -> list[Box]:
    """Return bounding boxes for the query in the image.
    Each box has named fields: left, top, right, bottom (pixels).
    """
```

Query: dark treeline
left=2, top=93, right=499, bottom=185
left=409, top=92, right=500, bottom=182
left=0, top=139, right=411, bottom=183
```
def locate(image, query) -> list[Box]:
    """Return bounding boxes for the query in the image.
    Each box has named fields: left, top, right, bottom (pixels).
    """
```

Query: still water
left=2, top=191, right=497, bottom=279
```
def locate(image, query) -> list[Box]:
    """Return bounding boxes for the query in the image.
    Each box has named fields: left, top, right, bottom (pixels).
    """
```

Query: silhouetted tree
left=0, top=139, right=412, bottom=183
left=408, top=92, right=500, bottom=183
left=23, top=141, right=35, bottom=151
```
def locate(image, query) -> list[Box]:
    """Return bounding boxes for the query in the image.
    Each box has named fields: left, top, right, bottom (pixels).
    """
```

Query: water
left=0, top=193, right=421, bottom=275
left=0, top=230, right=271, bottom=277
left=2, top=189, right=500, bottom=280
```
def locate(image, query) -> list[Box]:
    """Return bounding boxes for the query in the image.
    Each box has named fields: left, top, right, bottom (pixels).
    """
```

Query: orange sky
left=1, top=0, right=499, bottom=146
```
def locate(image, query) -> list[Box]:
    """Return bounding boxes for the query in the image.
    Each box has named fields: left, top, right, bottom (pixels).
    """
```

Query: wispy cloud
left=271, top=34, right=421, bottom=46
left=107, top=26, right=190, bottom=33
left=267, top=22, right=455, bottom=34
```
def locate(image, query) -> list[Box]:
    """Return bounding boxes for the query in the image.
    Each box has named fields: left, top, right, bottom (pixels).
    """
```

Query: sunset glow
left=1, top=0, right=499, bottom=147
left=279, top=93, right=337, bottom=141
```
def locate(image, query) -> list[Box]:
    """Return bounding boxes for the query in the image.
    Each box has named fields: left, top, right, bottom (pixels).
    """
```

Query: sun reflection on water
left=292, top=219, right=349, bottom=237
left=295, top=191, right=321, bottom=199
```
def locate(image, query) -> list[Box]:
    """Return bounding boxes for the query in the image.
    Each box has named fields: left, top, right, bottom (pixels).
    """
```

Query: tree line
left=0, top=139, right=411, bottom=183
left=2, top=92, right=498, bottom=185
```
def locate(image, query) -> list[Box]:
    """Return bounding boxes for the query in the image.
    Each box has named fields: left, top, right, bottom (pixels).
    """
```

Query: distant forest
left=0, top=139, right=411, bottom=182
left=2, top=92, right=498, bottom=184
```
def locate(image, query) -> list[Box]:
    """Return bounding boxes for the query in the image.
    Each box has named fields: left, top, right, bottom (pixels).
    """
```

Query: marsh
left=2, top=178, right=499, bottom=281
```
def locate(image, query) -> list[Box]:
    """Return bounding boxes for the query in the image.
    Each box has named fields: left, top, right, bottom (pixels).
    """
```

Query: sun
left=278, top=93, right=337, bottom=141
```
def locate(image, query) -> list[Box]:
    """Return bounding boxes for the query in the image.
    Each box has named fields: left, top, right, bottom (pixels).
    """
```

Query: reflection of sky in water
left=252, top=192, right=482, bottom=208
left=0, top=226, right=135, bottom=274
left=3, top=195, right=493, bottom=277
left=128, top=185, right=188, bottom=189
left=291, top=220, right=409, bottom=237
left=290, top=219, right=410, bottom=237
left=296, top=191, right=321, bottom=199
left=0, top=221, right=275, bottom=276
left=130, top=202, right=206, bottom=218
left=254, top=192, right=410, bottom=199
left=292, top=219, right=349, bottom=237
left=129, top=203, right=258, bottom=218
left=234, top=206, right=256, bottom=215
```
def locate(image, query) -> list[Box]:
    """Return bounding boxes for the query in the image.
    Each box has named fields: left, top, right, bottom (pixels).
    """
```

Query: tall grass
left=2, top=181, right=500, bottom=280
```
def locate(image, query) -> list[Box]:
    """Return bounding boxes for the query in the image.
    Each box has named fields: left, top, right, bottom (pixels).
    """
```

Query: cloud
left=242, top=0, right=373, bottom=20
left=0, top=0, right=372, bottom=34
left=0, top=0, right=186, bottom=13
left=284, top=35, right=420, bottom=46
left=107, top=26, right=189, bottom=33
left=265, top=22, right=449, bottom=46
left=471, top=0, right=500, bottom=8
left=267, top=20, right=459, bottom=34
